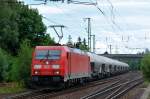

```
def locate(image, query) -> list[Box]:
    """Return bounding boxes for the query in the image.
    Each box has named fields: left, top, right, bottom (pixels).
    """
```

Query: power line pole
left=91, top=35, right=95, bottom=53
left=67, top=35, right=73, bottom=47
left=109, top=44, right=112, bottom=54
left=68, top=35, right=72, bottom=42
left=84, top=18, right=92, bottom=51
left=93, top=35, right=95, bottom=52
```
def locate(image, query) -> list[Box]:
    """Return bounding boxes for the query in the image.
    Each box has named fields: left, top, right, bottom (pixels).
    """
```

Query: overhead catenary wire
left=31, top=0, right=119, bottom=37
left=90, top=0, right=133, bottom=53
left=42, top=16, right=60, bottom=24
left=29, top=1, right=86, bottom=41
left=28, top=0, right=146, bottom=53
left=106, top=0, right=115, bottom=22
left=88, top=0, right=124, bottom=34
left=51, top=2, right=90, bottom=41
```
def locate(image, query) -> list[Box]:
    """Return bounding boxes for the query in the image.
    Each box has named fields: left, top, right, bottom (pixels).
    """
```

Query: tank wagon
left=87, top=52, right=129, bottom=79
left=31, top=46, right=129, bottom=87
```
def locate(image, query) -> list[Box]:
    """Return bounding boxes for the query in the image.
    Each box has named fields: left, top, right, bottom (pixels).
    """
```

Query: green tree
left=10, top=40, right=32, bottom=84
left=0, top=0, right=55, bottom=55
left=0, top=0, right=19, bottom=55
left=0, top=48, right=9, bottom=82
left=16, top=4, right=48, bottom=47
left=75, top=37, right=82, bottom=48
left=141, top=53, right=150, bottom=81
left=80, top=38, right=89, bottom=51
left=83, top=38, right=86, bottom=46
left=74, top=37, right=89, bottom=51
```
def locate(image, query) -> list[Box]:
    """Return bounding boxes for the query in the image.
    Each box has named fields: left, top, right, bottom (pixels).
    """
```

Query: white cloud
left=96, top=41, right=107, bottom=49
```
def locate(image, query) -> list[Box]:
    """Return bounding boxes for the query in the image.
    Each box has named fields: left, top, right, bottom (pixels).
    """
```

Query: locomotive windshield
left=35, top=50, right=61, bottom=59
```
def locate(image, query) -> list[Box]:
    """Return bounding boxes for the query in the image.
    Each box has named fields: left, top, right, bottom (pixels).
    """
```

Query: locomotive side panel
left=67, top=52, right=91, bottom=80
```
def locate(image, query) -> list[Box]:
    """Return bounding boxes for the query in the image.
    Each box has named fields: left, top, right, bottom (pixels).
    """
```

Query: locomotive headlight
left=54, top=71, right=60, bottom=74
left=34, top=70, right=40, bottom=75
left=34, top=65, right=41, bottom=69
left=35, top=71, right=38, bottom=74
left=52, top=65, right=60, bottom=69
left=45, top=61, right=49, bottom=65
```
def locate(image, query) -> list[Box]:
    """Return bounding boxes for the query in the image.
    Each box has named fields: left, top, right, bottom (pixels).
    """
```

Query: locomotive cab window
left=35, top=50, right=61, bottom=60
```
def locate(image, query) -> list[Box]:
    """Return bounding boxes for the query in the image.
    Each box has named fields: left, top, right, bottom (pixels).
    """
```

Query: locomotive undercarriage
left=31, top=75, right=90, bottom=89
left=31, top=76, right=64, bottom=87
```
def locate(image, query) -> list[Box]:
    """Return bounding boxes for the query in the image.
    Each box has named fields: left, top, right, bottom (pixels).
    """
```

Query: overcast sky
left=20, top=0, right=150, bottom=54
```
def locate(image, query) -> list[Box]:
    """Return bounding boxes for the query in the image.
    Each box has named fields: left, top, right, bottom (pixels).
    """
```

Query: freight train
left=31, top=46, right=129, bottom=87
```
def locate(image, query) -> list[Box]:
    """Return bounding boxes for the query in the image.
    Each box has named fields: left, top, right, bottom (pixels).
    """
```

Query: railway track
left=47, top=72, right=142, bottom=99
left=6, top=88, right=55, bottom=99
left=81, top=77, right=143, bottom=99
left=29, top=77, right=119, bottom=99
left=6, top=77, right=119, bottom=99
left=6, top=72, right=142, bottom=99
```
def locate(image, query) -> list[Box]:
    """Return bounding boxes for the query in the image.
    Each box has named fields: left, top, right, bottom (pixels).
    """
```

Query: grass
left=0, top=82, right=26, bottom=94
left=141, top=81, right=150, bottom=88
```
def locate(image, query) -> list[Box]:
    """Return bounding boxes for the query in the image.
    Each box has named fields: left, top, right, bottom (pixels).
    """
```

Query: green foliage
left=0, top=48, right=12, bottom=82
left=141, top=53, right=150, bottom=82
left=0, top=48, right=9, bottom=81
left=0, top=0, right=19, bottom=55
left=10, top=40, right=32, bottom=84
left=129, top=60, right=141, bottom=70
left=66, top=36, right=89, bottom=50
left=79, top=44, right=89, bottom=51
left=0, top=0, right=55, bottom=55
left=75, top=37, right=89, bottom=51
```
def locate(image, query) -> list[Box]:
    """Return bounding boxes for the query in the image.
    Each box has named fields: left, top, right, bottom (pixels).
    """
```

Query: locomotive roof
left=35, top=46, right=68, bottom=50
left=35, top=46, right=88, bottom=55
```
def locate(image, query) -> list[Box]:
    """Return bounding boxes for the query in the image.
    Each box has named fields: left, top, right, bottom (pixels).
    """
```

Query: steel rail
left=30, top=78, right=119, bottom=99
left=6, top=88, right=54, bottom=99
left=80, top=81, right=120, bottom=99
left=80, top=77, right=142, bottom=99
left=105, top=78, right=143, bottom=99
left=6, top=77, right=118, bottom=99
left=111, top=80, right=143, bottom=99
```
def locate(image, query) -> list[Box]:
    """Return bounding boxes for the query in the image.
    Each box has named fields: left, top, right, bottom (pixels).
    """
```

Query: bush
left=141, top=53, right=150, bottom=82
left=0, top=48, right=10, bottom=82
left=10, top=40, right=32, bottom=85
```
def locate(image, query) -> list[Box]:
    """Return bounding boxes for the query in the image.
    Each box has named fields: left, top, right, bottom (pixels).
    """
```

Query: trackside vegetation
left=141, top=53, right=150, bottom=82
left=0, top=0, right=55, bottom=92
left=0, top=83, right=26, bottom=94
left=10, top=40, right=32, bottom=85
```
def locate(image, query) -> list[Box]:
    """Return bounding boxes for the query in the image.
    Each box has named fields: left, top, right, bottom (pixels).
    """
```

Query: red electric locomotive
left=31, top=46, right=91, bottom=86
